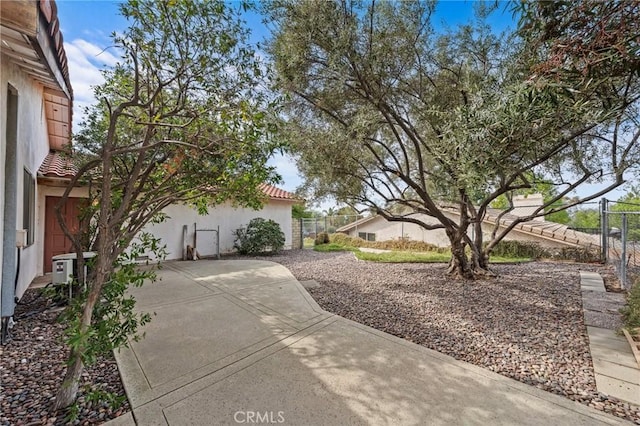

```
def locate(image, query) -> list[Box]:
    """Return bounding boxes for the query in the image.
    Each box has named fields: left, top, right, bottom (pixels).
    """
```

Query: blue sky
left=55, top=1, right=627, bottom=205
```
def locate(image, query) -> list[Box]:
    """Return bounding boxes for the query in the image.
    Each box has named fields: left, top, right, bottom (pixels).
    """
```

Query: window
left=358, top=232, right=376, bottom=241
left=23, top=168, right=35, bottom=246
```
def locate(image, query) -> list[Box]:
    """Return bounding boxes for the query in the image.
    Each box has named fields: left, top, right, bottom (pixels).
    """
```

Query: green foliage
left=354, top=250, right=451, bottom=263
left=267, top=0, right=639, bottom=277
left=330, top=233, right=446, bottom=253
left=490, top=240, right=599, bottom=263
left=490, top=241, right=550, bottom=260
left=621, top=277, right=640, bottom=330
left=609, top=187, right=640, bottom=241
left=63, top=402, right=80, bottom=424
left=553, top=247, right=600, bottom=264
left=233, top=218, right=285, bottom=254
left=59, top=233, right=164, bottom=365
left=314, top=232, right=330, bottom=245
left=56, top=0, right=284, bottom=408
left=570, top=208, right=600, bottom=230
left=292, top=204, right=314, bottom=219
left=313, top=243, right=357, bottom=253
left=84, top=385, right=127, bottom=410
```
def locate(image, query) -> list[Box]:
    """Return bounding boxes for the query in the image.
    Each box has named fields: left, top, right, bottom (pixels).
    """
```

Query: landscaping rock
left=0, top=290, right=130, bottom=425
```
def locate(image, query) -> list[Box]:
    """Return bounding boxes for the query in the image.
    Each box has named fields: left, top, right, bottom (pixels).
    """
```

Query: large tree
left=266, top=0, right=639, bottom=278
left=54, top=0, right=281, bottom=409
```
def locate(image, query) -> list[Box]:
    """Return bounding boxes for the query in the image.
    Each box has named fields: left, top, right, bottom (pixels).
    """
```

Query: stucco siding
left=344, top=213, right=452, bottom=247
left=142, top=200, right=293, bottom=260
left=2, top=57, right=52, bottom=301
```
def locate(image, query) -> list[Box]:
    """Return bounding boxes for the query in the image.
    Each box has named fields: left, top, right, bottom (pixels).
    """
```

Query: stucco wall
left=142, top=200, right=294, bottom=260
left=345, top=213, right=451, bottom=247
left=1, top=57, right=52, bottom=300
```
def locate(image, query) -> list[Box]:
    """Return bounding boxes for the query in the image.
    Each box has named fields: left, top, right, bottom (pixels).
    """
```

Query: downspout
left=1, top=89, right=18, bottom=343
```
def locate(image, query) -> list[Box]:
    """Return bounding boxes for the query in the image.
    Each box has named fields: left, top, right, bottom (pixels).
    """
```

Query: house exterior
left=141, top=184, right=298, bottom=259
left=337, top=195, right=600, bottom=250
left=0, top=2, right=296, bottom=332
left=1, top=0, right=76, bottom=323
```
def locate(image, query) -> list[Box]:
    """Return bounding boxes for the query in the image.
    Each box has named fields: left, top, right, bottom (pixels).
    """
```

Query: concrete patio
left=111, top=260, right=629, bottom=425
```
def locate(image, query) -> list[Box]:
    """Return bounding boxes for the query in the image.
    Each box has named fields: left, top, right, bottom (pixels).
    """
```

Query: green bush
left=551, top=247, right=600, bottom=263
left=490, top=240, right=549, bottom=259
left=315, top=232, right=330, bottom=245
left=233, top=218, right=285, bottom=255
left=621, top=277, right=640, bottom=329
left=330, top=232, right=446, bottom=252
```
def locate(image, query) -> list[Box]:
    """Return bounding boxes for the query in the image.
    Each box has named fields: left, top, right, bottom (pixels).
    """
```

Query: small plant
left=58, top=233, right=163, bottom=370
left=84, top=385, right=126, bottom=410
left=315, top=232, right=330, bottom=245
left=233, top=218, right=285, bottom=254
left=489, top=240, right=549, bottom=260
left=621, top=277, right=640, bottom=330
left=330, top=232, right=445, bottom=252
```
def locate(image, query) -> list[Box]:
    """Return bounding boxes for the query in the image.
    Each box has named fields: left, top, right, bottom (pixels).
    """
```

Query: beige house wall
left=142, top=200, right=295, bottom=260
left=1, top=57, right=54, bottom=300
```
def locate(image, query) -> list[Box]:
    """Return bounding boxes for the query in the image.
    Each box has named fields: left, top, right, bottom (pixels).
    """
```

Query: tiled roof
left=336, top=215, right=379, bottom=232
left=260, top=183, right=298, bottom=201
left=38, top=151, right=77, bottom=178
left=337, top=206, right=600, bottom=249
left=482, top=208, right=600, bottom=248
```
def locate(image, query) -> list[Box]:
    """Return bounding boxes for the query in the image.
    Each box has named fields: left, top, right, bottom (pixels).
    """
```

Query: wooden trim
left=0, top=1, right=37, bottom=37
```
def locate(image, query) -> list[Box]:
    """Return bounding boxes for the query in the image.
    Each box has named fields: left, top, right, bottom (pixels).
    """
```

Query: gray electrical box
left=52, top=258, right=73, bottom=285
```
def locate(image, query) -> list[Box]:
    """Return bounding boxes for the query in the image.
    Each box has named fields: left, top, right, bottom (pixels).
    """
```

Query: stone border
left=622, top=328, right=640, bottom=369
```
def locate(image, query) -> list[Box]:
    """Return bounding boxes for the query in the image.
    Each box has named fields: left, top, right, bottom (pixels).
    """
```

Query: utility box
left=52, top=258, right=74, bottom=285
left=16, top=229, right=27, bottom=248
left=51, top=252, right=97, bottom=299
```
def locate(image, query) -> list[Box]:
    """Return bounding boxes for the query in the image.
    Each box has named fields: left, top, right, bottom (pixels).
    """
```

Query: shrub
left=551, top=247, right=601, bottom=263
left=490, top=240, right=549, bottom=259
left=329, top=233, right=446, bottom=253
left=621, top=277, right=640, bottom=329
left=233, top=218, right=285, bottom=255
left=315, top=232, right=330, bottom=245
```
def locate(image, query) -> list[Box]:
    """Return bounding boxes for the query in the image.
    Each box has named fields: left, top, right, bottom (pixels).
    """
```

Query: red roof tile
left=259, top=183, right=297, bottom=200
left=38, top=151, right=77, bottom=178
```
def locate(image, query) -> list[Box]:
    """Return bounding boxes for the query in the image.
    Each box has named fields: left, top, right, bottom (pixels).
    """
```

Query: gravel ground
left=238, top=250, right=640, bottom=424
left=0, top=290, right=130, bottom=425
left=3, top=251, right=637, bottom=424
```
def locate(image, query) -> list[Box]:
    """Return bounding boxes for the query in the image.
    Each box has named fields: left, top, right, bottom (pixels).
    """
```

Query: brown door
left=44, top=196, right=82, bottom=272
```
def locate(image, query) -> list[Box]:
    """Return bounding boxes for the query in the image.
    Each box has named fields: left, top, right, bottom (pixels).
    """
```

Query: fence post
left=601, top=197, right=608, bottom=263
left=621, top=213, right=627, bottom=289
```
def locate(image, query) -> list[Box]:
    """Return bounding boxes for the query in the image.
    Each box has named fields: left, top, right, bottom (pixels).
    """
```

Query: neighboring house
left=1, top=0, right=78, bottom=324
left=142, top=184, right=298, bottom=259
left=337, top=195, right=600, bottom=250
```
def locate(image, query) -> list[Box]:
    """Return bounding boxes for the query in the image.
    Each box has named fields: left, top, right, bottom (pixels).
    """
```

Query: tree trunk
left=53, top=350, right=83, bottom=410
left=54, top=266, right=106, bottom=409
left=447, top=239, right=474, bottom=279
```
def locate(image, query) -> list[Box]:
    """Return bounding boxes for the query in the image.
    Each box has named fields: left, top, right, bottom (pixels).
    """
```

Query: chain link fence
left=602, top=199, right=640, bottom=289
left=301, top=215, right=363, bottom=244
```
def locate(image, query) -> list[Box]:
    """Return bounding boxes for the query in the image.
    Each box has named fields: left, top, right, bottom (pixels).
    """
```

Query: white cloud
left=72, top=39, right=120, bottom=67
left=64, top=38, right=122, bottom=131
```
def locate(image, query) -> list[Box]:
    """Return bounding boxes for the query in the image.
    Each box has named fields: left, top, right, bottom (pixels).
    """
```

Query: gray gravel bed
left=582, top=290, right=625, bottom=329
left=239, top=250, right=640, bottom=424
left=0, top=289, right=130, bottom=425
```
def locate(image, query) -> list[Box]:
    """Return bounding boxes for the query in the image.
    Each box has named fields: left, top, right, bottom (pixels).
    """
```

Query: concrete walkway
left=580, top=271, right=640, bottom=406
left=111, top=260, right=629, bottom=425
